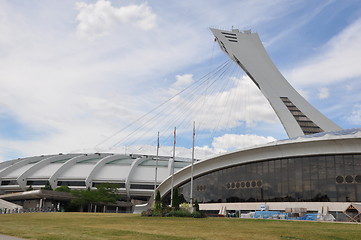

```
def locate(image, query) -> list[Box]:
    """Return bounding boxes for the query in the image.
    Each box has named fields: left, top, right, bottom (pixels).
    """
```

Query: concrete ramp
left=133, top=202, right=150, bottom=214
left=0, top=199, right=23, bottom=212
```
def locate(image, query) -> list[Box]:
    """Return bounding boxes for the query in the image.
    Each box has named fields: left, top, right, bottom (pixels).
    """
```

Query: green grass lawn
left=0, top=213, right=360, bottom=240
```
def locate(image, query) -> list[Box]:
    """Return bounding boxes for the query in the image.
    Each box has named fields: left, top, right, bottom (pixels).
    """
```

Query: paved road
left=0, top=234, right=27, bottom=240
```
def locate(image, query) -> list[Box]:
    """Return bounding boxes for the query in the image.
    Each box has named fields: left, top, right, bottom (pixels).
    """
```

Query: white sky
left=1, top=0, right=361, bottom=161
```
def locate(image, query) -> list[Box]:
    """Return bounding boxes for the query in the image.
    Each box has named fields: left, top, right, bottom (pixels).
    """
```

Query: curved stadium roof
left=155, top=128, right=361, bottom=200
left=0, top=153, right=190, bottom=200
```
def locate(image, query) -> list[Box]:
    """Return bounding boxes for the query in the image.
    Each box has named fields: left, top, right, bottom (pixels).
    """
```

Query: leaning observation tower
left=146, top=29, right=360, bottom=222
left=210, top=28, right=342, bottom=138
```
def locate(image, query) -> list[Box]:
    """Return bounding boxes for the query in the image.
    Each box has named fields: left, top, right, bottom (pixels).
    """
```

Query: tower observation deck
left=210, top=28, right=342, bottom=138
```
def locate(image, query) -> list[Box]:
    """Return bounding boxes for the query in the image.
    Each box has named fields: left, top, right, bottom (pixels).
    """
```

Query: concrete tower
left=210, top=28, right=342, bottom=138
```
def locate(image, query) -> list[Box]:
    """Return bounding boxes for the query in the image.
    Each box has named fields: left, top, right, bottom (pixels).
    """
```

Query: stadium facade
left=156, top=129, right=361, bottom=220
left=152, top=28, right=361, bottom=221
left=0, top=153, right=189, bottom=212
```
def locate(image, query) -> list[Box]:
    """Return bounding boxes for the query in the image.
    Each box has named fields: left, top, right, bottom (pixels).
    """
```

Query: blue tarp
left=254, top=211, right=318, bottom=221
left=254, top=211, right=285, bottom=219
left=296, top=213, right=318, bottom=221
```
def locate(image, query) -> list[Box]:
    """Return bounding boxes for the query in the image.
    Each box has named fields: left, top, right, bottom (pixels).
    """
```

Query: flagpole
left=190, top=121, right=195, bottom=207
left=154, top=131, right=159, bottom=200
left=170, top=127, right=176, bottom=206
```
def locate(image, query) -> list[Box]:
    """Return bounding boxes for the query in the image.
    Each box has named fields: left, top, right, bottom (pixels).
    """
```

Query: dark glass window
left=92, top=182, right=125, bottom=188
left=57, top=181, right=86, bottom=186
left=1, top=180, right=18, bottom=185
left=355, top=175, right=361, bottom=183
left=336, top=176, right=344, bottom=184
left=174, top=154, right=361, bottom=204
left=345, top=175, right=354, bottom=183
left=257, top=181, right=262, bottom=187
left=27, top=180, right=48, bottom=186
left=130, top=184, right=155, bottom=190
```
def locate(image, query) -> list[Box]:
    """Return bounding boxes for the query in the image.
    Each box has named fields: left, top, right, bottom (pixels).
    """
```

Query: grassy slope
left=0, top=213, right=360, bottom=240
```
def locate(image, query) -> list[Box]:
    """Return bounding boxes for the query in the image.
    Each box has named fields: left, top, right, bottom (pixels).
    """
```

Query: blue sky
left=1, top=0, right=361, bottom=161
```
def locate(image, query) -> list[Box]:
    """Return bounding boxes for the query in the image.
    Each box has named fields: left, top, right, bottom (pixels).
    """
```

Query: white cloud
left=211, top=133, right=276, bottom=153
left=76, top=0, right=157, bottom=40
left=346, top=104, right=361, bottom=125
left=148, top=74, right=279, bottom=140
left=93, top=74, right=280, bottom=150
left=0, top=0, right=356, bottom=162
left=288, top=17, right=361, bottom=87
left=173, top=74, right=194, bottom=89
left=318, top=87, right=329, bottom=99
left=264, top=1, right=334, bottom=47
left=188, top=76, right=279, bottom=129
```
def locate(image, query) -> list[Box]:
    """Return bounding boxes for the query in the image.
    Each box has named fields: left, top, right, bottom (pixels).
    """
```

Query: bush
left=141, top=209, right=162, bottom=217
left=194, top=200, right=200, bottom=212
left=155, top=191, right=162, bottom=211
left=191, top=211, right=204, bottom=218
left=166, top=209, right=192, bottom=217
left=166, top=208, right=205, bottom=218
left=171, top=188, right=180, bottom=210
left=141, top=203, right=206, bottom=218
left=141, top=209, right=153, bottom=217
left=55, top=185, right=71, bottom=192
left=41, top=182, right=53, bottom=191
left=180, top=203, right=190, bottom=209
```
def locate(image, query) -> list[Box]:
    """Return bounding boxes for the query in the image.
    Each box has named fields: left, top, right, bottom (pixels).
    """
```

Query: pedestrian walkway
left=0, top=234, right=27, bottom=240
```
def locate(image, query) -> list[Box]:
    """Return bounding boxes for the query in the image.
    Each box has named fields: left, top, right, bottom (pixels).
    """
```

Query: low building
left=0, top=153, right=190, bottom=211
left=156, top=129, right=361, bottom=221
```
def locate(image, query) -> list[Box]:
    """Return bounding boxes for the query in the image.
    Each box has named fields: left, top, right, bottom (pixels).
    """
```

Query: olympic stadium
left=1, top=27, right=361, bottom=221
left=0, top=153, right=190, bottom=212
left=149, top=28, right=361, bottom=222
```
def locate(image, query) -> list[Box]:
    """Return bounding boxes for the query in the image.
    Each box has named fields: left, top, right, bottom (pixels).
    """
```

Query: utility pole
left=190, top=121, right=195, bottom=207
left=170, top=127, right=176, bottom=206
left=154, top=132, right=159, bottom=200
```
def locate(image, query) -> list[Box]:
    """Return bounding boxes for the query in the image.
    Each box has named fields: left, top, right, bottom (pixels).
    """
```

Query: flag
left=174, top=127, right=176, bottom=145
left=157, top=131, right=159, bottom=149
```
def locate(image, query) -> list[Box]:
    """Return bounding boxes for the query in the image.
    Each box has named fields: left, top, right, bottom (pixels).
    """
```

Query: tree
left=96, top=183, right=118, bottom=203
left=70, top=183, right=119, bottom=212
left=55, top=185, right=71, bottom=192
left=71, top=189, right=94, bottom=211
left=41, top=182, right=53, bottom=191
left=172, top=188, right=180, bottom=210
left=194, top=200, right=200, bottom=212
left=155, top=191, right=162, bottom=211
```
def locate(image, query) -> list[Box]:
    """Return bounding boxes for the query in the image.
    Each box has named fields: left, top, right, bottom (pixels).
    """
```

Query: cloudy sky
left=1, top=0, right=361, bottom=161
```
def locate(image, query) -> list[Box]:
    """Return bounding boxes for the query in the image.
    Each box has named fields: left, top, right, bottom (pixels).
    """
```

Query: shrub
left=142, top=204, right=206, bottom=218
left=166, top=208, right=206, bottom=218
left=191, top=211, right=203, bottom=218
left=55, top=185, right=71, bottom=192
left=171, top=188, right=180, bottom=210
left=194, top=200, right=200, bottom=212
left=141, top=209, right=163, bottom=217
left=141, top=209, right=153, bottom=217
left=180, top=203, right=190, bottom=209
left=155, top=191, right=162, bottom=211
left=41, top=182, right=53, bottom=191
